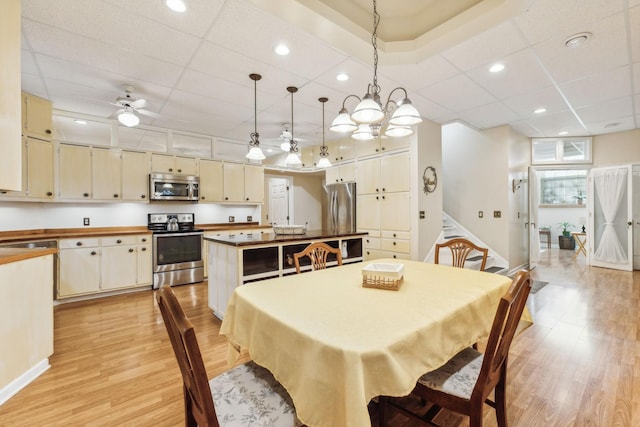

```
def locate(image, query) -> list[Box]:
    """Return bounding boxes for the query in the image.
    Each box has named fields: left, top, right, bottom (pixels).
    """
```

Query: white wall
left=0, top=201, right=259, bottom=231
left=593, top=129, right=640, bottom=167
left=416, top=119, right=443, bottom=261
left=442, top=122, right=510, bottom=259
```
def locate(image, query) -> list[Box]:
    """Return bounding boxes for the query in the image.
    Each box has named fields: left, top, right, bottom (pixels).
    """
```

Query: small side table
left=571, top=232, right=587, bottom=260
left=539, top=228, right=551, bottom=249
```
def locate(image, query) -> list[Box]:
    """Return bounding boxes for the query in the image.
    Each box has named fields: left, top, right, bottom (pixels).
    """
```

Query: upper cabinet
left=25, top=138, right=54, bottom=199
left=355, top=136, right=410, bottom=158
left=151, top=153, right=198, bottom=175
left=328, top=139, right=355, bottom=163
left=222, top=163, right=264, bottom=204
left=22, top=92, right=53, bottom=141
left=199, top=159, right=224, bottom=202
left=58, top=144, right=92, bottom=200
left=92, top=148, right=122, bottom=200
left=121, top=150, right=150, bottom=201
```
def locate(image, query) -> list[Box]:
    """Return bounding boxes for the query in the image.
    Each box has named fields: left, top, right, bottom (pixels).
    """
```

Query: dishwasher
left=0, top=239, right=58, bottom=298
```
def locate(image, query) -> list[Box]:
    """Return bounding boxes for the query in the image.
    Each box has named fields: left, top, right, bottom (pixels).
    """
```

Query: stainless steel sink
left=0, top=240, right=58, bottom=249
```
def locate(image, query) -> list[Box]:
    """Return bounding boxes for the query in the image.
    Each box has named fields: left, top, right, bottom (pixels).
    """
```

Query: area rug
left=530, top=280, right=549, bottom=294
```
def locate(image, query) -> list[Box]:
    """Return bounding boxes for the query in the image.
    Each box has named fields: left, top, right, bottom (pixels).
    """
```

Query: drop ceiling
left=20, top=0, right=640, bottom=162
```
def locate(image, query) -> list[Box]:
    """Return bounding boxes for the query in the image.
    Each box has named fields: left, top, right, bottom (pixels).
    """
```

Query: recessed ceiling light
left=489, top=63, right=505, bottom=73
left=558, top=131, right=568, bottom=136
left=336, top=73, right=349, bottom=81
left=534, top=107, right=547, bottom=114
left=564, top=32, right=591, bottom=48
left=74, top=119, right=87, bottom=125
left=166, top=0, right=186, bottom=13
left=274, top=44, right=290, bottom=56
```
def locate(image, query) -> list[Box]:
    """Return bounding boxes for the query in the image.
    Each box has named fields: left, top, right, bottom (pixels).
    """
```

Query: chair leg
left=469, top=405, right=483, bottom=427
left=184, top=386, right=197, bottom=427
left=494, top=381, right=508, bottom=427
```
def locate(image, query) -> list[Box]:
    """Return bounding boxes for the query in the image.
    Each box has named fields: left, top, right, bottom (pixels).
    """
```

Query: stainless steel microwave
left=149, top=173, right=199, bottom=201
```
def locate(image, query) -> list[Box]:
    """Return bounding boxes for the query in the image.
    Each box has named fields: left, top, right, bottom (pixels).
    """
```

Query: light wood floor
left=1, top=249, right=639, bottom=426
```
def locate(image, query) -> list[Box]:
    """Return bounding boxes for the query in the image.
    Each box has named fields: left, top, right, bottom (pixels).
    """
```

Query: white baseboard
left=0, top=359, right=50, bottom=406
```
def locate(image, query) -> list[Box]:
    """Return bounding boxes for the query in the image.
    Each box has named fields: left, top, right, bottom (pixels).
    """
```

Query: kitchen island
left=205, top=230, right=366, bottom=319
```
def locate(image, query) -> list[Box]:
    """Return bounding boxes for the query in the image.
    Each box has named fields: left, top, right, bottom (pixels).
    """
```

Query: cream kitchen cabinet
left=0, top=137, right=54, bottom=200
left=325, top=163, right=356, bottom=184
left=101, top=236, right=137, bottom=290
left=380, top=192, right=411, bottom=231
left=92, top=148, right=122, bottom=200
left=121, top=150, right=150, bottom=201
left=356, top=153, right=410, bottom=195
left=58, top=144, right=92, bottom=199
left=58, top=234, right=152, bottom=299
left=223, top=162, right=244, bottom=202
left=199, top=159, right=224, bottom=202
left=58, top=238, right=101, bottom=297
left=223, top=163, right=264, bottom=203
left=355, top=135, right=410, bottom=158
left=244, top=164, right=264, bottom=203
left=328, top=138, right=355, bottom=163
left=22, top=92, right=53, bottom=141
left=151, top=153, right=198, bottom=175
left=300, top=147, right=315, bottom=168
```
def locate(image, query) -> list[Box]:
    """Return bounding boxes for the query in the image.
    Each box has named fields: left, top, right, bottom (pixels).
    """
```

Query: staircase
left=424, top=213, right=509, bottom=274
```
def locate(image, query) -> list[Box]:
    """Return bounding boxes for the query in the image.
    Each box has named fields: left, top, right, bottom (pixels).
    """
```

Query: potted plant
left=574, top=191, right=585, bottom=205
left=558, top=222, right=575, bottom=249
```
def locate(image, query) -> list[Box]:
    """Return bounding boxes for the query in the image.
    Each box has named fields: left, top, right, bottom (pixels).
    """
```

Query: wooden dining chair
left=293, top=242, right=342, bottom=274
left=379, top=270, right=531, bottom=427
left=434, top=238, right=489, bottom=271
left=156, top=286, right=302, bottom=427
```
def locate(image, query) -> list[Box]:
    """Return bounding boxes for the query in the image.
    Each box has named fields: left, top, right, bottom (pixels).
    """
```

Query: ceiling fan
left=113, top=84, right=158, bottom=127
left=265, top=124, right=305, bottom=151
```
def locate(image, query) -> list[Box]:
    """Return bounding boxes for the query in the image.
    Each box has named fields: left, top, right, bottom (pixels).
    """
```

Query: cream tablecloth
left=220, top=259, right=512, bottom=427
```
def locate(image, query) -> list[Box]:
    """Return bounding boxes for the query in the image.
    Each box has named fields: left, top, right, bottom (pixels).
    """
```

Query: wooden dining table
left=220, top=259, right=513, bottom=427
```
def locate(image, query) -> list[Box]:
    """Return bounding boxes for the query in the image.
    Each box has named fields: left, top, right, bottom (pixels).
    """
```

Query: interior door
left=268, top=177, right=290, bottom=225
left=634, top=166, right=640, bottom=270
left=589, top=165, right=633, bottom=271
left=528, top=168, right=540, bottom=268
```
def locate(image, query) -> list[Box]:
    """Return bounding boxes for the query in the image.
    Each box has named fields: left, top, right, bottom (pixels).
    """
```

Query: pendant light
left=329, top=0, right=422, bottom=140
left=317, top=97, right=332, bottom=168
left=246, top=73, right=266, bottom=161
left=284, top=86, right=302, bottom=166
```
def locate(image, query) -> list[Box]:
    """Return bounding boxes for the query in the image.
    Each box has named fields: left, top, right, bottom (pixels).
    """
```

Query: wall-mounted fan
left=113, top=84, right=158, bottom=127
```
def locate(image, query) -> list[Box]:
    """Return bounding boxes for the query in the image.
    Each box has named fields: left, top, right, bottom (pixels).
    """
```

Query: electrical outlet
left=419, top=210, right=425, bottom=219
left=247, top=215, right=253, bottom=222
left=478, top=211, right=483, bottom=218
left=229, top=216, right=235, bottom=223
left=83, top=217, right=90, bottom=226
left=493, top=210, right=501, bottom=218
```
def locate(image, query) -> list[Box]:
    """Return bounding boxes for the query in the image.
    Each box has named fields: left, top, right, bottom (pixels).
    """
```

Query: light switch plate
left=493, top=211, right=501, bottom=218
left=229, top=216, right=235, bottom=222
left=478, top=211, right=483, bottom=218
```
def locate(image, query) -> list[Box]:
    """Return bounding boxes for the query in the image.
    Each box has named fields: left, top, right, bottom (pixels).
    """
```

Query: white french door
left=588, top=165, right=633, bottom=271
left=528, top=168, right=540, bottom=268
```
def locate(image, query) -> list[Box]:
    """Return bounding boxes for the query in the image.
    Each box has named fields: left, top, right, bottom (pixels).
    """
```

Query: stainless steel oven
left=148, top=213, right=204, bottom=289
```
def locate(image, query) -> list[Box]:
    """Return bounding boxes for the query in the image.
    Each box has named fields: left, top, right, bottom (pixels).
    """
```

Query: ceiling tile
left=560, top=66, right=632, bottom=108
left=584, top=115, right=636, bottom=135
left=419, top=74, right=496, bottom=112
left=442, top=21, right=528, bottom=71
left=378, top=54, right=460, bottom=91
left=459, top=101, right=520, bottom=129
left=574, top=96, right=633, bottom=124
left=630, top=6, right=640, bottom=62
left=502, top=85, right=569, bottom=118
left=532, top=12, right=629, bottom=84
left=519, top=110, right=586, bottom=136
left=466, top=48, right=554, bottom=100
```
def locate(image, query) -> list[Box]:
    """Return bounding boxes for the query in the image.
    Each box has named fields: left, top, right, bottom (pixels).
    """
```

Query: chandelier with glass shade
left=330, top=0, right=422, bottom=141
left=284, top=86, right=302, bottom=166
left=316, top=97, right=332, bottom=168
left=246, top=73, right=266, bottom=161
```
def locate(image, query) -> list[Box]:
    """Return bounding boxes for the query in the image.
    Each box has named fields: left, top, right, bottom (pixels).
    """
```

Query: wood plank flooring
left=1, top=248, right=639, bottom=426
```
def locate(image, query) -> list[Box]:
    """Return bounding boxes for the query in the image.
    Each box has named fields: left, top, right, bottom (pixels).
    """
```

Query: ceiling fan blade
left=131, top=99, right=148, bottom=109
left=138, top=109, right=160, bottom=118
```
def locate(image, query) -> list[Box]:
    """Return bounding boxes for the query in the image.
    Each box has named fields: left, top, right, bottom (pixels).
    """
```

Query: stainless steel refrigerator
left=322, top=182, right=356, bottom=233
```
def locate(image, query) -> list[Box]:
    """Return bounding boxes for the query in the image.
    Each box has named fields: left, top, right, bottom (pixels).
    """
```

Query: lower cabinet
left=58, top=234, right=152, bottom=299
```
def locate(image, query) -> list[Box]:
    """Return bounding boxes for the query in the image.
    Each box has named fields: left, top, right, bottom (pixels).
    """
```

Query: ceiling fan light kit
left=246, top=73, right=266, bottom=161
left=117, top=107, right=140, bottom=127
left=330, top=0, right=422, bottom=141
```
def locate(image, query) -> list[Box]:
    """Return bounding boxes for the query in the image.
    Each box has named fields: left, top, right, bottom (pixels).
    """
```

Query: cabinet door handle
left=113, top=194, right=119, bottom=198
left=83, top=193, right=89, bottom=197
left=168, top=168, right=173, bottom=172
left=393, top=233, right=396, bottom=237
left=117, top=239, right=122, bottom=244
left=76, top=241, right=83, bottom=246
left=128, top=248, right=134, bottom=253
left=246, top=197, right=249, bottom=201
left=382, top=195, right=385, bottom=199
left=177, top=169, right=182, bottom=173
left=201, top=196, right=205, bottom=200
left=141, top=238, right=147, bottom=242
left=393, top=254, right=397, bottom=258
left=45, top=129, right=52, bottom=135
left=382, top=188, right=386, bottom=192
left=141, top=194, right=146, bottom=199
left=393, top=241, right=396, bottom=246
left=46, top=191, right=53, bottom=196
left=141, top=247, right=147, bottom=251
left=381, top=147, right=385, bottom=151
left=90, top=251, right=97, bottom=256
left=225, top=197, right=229, bottom=200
